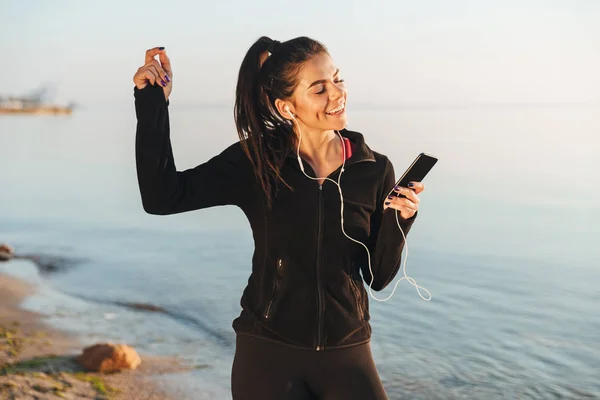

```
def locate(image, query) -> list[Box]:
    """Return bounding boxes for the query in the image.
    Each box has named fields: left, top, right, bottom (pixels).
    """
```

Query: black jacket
left=134, top=84, right=416, bottom=351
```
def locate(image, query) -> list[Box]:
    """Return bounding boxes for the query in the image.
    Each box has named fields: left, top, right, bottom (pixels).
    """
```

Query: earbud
left=284, top=105, right=294, bottom=119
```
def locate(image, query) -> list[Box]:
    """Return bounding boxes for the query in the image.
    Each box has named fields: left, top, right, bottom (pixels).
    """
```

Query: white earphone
left=284, top=105, right=294, bottom=118
left=286, top=109, right=431, bottom=302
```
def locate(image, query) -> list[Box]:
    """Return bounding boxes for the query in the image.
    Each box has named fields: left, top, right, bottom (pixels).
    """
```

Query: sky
left=1, top=0, right=599, bottom=107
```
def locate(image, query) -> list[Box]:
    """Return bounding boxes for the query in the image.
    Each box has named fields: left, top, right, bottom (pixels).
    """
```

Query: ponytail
left=234, top=36, right=328, bottom=208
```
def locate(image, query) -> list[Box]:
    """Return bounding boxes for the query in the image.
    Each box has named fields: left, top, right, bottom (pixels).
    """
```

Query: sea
left=1, top=101, right=599, bottom=399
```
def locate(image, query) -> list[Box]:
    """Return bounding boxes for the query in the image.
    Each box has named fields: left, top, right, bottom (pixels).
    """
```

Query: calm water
left=1, top=103, right=599, bottom=399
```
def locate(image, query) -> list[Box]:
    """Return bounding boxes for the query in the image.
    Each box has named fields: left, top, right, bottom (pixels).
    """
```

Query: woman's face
left=287, top=52, right=347, bottom=132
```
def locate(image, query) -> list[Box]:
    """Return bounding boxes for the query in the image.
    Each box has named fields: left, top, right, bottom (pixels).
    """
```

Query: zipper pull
left=319, top=185, right=322, bottom=190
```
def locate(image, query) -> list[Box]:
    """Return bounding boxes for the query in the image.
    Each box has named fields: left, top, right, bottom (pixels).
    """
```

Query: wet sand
left=0, top=272, right=193, bottom=399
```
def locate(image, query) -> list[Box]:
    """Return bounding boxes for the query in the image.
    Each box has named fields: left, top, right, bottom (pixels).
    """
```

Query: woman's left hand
left=383, top=181, right=425, bottom=220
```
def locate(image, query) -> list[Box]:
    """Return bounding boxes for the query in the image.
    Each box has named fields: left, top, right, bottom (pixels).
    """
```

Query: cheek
left=298, top=98, right=327, bottom=120
left=312, top=96, right=328, bottom=112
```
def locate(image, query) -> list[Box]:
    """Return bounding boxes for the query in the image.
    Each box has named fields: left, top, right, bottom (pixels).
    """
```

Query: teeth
left=327, top=103, right=345, bottom=114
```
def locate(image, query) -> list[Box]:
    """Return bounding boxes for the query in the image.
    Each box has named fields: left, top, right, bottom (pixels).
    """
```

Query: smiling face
left=280, top=52, right=347, bottom=132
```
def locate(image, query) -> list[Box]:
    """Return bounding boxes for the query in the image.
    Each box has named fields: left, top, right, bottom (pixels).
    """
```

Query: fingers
left=147, top=61, right=169, bottom=86
left=158, top=51, right=172, bottom=77
left=384, top=186, right=419, bottom=220
left=145, top=47, right=165, bottom=64
left=136, top=60, right=169, bottom=87
left=134, top=48, right=173, bottom=90
left=383, top=195, right=418, bottom=220
left=147, top=59, right=168, bottom=82
left=383, top=181, right=424, bottom=219
left=407, top=181, right=425, bottom=194
left=143, top=48, right=171, bottom=83
left=392, top=186, right=420, bottom=205
left=141, top=69, right=157, bottom=86
left=385, top=194, right=418, bottom=211
left=137, top=65, right=160, bottom=86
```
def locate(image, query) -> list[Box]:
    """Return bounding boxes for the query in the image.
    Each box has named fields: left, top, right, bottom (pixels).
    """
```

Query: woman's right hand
left=133, top=47, right=173, bottom=100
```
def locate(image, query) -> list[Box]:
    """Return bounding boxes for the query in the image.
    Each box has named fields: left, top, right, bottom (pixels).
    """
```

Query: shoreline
left=0, top=271, right=193, bottom=399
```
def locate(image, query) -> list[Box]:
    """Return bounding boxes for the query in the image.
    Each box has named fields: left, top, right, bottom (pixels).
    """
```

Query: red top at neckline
left=342, top=137, right=354, bottom=161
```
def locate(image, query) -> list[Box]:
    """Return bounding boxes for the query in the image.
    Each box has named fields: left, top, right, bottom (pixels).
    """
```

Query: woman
left=133, top=36, right=425, bottom=400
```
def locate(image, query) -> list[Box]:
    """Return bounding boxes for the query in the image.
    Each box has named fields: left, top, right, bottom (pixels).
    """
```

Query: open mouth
left=325, top=102, right=345, bottom=116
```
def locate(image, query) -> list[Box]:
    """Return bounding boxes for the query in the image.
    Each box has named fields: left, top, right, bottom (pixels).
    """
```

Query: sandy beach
left=0, top=271, right=193, bottom=400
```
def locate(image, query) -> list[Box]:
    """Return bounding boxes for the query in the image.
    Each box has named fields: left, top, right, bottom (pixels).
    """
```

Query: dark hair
left=234, top=36, right=328, bottom=208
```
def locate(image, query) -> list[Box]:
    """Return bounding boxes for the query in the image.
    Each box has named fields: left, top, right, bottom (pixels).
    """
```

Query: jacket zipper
left=316, top=184, right=325, bottom=351
left=295, top=157, right=375, bottom=350
left=264, top=258, right=283, bottom=320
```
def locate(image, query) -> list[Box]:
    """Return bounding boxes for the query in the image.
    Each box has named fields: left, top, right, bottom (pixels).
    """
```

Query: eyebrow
left=307, top=69, right=340, bottom=89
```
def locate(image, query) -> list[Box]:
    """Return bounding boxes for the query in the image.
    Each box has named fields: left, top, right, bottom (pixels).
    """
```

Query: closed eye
left=316, top=79, right=345, bottom=95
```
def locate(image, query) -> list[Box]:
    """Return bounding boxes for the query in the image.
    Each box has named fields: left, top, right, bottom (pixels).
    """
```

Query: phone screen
left=388, top=153, right=438, bottom=197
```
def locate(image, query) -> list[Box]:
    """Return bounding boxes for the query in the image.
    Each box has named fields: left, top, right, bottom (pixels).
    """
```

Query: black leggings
left=231, top=334, right=388, bottom=400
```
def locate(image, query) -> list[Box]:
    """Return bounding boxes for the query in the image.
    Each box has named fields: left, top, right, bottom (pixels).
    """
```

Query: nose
left=330, top=84, right=345, bottom=102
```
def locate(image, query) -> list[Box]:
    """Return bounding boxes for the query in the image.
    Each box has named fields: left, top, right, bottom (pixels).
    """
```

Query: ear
left=274, top=98, right=296, bottom=120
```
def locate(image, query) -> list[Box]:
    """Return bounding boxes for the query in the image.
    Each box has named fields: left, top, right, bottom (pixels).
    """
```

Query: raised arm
left=133, top=48, right=251, bottom=215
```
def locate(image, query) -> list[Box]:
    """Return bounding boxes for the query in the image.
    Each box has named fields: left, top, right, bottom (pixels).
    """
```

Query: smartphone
left=387, top=153, right=438, bottom=197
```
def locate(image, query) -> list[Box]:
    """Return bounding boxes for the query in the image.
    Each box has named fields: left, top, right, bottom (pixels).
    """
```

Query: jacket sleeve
left=362, top=158, right=417, bottom=291
left=134, top=84, right=250, bottom=215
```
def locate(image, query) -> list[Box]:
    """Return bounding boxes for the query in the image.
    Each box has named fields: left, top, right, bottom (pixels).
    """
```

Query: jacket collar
left=285, top=129, right=375, bottom=166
